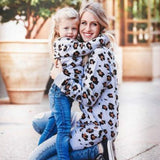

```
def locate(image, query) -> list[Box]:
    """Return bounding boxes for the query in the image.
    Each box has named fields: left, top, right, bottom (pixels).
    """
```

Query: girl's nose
left=68, top=28, right=73, bottom=33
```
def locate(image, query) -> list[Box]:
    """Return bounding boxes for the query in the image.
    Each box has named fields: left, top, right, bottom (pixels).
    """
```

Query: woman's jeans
left=38, top=84, right=73, bottom=160
left=30, top=111, right=100, bottom=160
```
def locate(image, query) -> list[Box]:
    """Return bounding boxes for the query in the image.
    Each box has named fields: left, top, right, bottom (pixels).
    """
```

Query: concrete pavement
left=0, top=80, right=160, bottom=160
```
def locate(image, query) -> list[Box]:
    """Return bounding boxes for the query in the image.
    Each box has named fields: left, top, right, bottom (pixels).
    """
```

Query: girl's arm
left=53, top=48, right=116, bottom=107
left=53, top=35, right=110, bottom=58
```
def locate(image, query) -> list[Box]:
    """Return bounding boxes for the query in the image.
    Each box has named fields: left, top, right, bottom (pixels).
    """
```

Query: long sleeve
left=53, top=35, right=110, bottom=59
left=54, top=47, right=116, bottom=107
left=54, top=47, right=119, bottom=150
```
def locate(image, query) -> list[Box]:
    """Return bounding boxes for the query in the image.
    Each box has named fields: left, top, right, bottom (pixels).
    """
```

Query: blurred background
left=0, top=0, right=160, bottom=99
left=0, top=0, right=160, bottom=160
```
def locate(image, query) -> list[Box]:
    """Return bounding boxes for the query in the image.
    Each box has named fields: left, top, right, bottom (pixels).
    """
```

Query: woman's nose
left=85, top=24, right=91, bottom=31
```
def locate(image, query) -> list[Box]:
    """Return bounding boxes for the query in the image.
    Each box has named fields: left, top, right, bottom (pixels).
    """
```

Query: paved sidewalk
left=0, top=80, right=160, bottom=160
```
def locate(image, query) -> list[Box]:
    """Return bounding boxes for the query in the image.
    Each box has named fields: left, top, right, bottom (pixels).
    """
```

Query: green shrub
left=0, top=0, right=81, bottom=38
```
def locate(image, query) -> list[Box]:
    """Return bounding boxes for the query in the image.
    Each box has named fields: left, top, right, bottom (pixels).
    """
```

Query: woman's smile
left=83, top=32, right=93, bottom=38
left=80, top=11, right=101, bottom=42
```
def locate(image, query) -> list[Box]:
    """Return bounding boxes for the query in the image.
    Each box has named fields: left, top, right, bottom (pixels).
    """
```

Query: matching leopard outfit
left=54, top=35, right=119, bottom=150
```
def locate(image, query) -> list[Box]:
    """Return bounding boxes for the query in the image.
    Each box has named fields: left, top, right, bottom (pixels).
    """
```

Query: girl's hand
left=50, top=59, right=62, bottom=79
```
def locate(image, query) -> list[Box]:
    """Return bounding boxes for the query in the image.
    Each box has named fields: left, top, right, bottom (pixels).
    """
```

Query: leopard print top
left=54, top=45, right=119, bottom=150
left=53, top=35, right=109, bottom=81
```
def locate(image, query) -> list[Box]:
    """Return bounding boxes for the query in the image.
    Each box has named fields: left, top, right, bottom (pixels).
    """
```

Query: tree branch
left=33, top=19, right=47, bottom=38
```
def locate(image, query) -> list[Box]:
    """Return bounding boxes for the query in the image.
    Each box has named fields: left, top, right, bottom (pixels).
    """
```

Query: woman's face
left=79, top=11, right=101, bottom=42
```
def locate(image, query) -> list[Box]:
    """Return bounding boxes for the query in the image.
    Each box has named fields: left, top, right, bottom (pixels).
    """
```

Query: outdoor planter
left=122, top=44, right=160, bottom=81
left=0, top=39, right=51, bottom=104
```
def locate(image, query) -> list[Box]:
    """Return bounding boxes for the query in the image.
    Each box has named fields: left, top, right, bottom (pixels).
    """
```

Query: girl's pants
left=38, top=84, right=73, bottom=160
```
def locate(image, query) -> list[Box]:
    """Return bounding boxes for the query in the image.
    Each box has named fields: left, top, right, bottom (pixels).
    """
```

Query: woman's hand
left=50, top=59, right=62, bottom=80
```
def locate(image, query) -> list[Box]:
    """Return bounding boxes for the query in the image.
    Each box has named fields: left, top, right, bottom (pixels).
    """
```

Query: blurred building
left=0, top=0, right=160, bottom=98
left=97, top=0, right=160, bottom=81
left=38, top=0, right=160, bottom=81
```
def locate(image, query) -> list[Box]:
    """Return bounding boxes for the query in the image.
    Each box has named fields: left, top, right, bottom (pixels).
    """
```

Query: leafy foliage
left=0, top=0, right=81, bottom=38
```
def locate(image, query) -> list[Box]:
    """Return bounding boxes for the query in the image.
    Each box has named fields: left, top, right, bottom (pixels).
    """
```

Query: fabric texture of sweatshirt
left=53, top=35, right=109, bottom=82
left=54, top=39, right=119, bottom=150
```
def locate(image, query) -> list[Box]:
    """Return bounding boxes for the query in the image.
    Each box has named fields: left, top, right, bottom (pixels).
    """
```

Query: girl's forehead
left=59, top=18, right=79, bottom=26
left=60, top=17, right=79, bottom=21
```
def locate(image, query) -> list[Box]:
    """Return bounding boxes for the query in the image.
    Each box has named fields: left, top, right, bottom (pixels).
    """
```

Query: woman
left=29, top=2, right=119, bottom=160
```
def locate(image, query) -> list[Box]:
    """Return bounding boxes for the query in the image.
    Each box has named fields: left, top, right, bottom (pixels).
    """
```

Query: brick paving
left=0, top=80, right=160, bottom=160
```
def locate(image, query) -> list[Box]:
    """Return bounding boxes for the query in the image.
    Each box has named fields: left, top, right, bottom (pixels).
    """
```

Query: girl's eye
left=92, top=23, right=98, bottom=26
left=64, top=27, right=68, bottom=30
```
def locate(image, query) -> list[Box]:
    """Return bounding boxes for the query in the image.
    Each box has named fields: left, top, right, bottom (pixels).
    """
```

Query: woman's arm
left=53, top=48, right=116, bottom=107
left=53, top=35, right=109, bottom=58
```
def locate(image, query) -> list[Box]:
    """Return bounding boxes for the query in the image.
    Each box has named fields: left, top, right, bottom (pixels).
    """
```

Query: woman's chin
left=82, top=37, right=92, bottom=42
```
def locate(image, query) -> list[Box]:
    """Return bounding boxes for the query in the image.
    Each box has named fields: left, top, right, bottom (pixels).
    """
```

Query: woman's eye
left=81, top=21, right=86, bottom=25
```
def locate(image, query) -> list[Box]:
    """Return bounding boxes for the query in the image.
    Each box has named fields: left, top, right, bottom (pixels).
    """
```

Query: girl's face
left=79, top=11, right=101, bottom=42
left=58, top=18, right=79, bottom=39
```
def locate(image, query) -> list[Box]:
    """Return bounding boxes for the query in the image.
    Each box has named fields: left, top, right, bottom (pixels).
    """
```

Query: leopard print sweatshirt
left=54, top=45, right=119, bottom=150
left=53, top=35, right=109, bottom=82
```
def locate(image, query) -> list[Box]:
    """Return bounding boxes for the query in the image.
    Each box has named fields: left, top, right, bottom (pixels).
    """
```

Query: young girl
left=38, top=7, right=109, bottom=160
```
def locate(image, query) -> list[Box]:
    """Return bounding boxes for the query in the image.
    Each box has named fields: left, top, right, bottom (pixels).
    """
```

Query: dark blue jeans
left=31, top=111, right=101, bottom=160
left=38, top=84, right=73, bottom=160
left=38, top=112, right=57, bottom=144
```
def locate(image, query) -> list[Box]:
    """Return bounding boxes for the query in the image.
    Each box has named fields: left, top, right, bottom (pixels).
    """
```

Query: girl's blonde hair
left=48, top=7, right=79, bottom=59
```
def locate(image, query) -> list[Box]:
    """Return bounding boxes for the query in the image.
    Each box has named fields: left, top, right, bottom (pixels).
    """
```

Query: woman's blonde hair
left=80, top=2, right=111, bottom=65
left=48, top=7, right=79, bottom=60
left=80, top=2, right=122, bottom=85
left=79, top=2, right=109, bottom=33
left=79, top=2, right=116, bottom=43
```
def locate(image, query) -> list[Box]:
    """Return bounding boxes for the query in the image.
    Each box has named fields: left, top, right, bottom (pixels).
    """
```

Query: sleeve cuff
left=53, top=72, right=69, bottom=88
